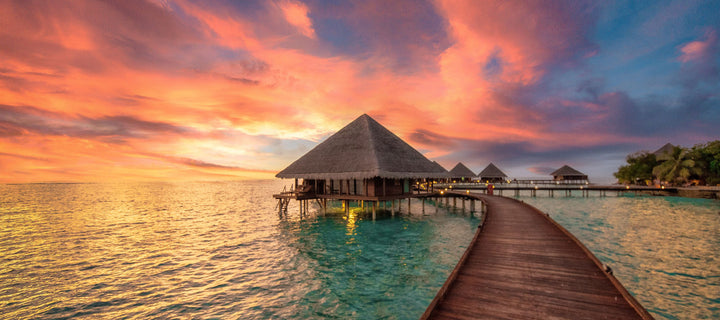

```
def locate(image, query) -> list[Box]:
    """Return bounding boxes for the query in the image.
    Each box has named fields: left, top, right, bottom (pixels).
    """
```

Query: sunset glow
left=1, top=0, right=718, bottom=182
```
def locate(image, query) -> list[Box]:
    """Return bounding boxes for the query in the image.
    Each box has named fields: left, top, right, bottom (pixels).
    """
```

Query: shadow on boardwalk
left=422, top=192, right=654, bottom=320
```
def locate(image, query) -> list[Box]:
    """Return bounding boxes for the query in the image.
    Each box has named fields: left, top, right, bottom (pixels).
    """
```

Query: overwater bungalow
left=275, top=114, right=448, bottom=209
left=551, top=165, right=589, bottom=183
left=478, top=163, right=507, bottom=183
left=448, top=162, right=476, bottom=183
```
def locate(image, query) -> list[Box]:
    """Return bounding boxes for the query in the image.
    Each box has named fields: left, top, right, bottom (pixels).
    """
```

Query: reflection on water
left=522, top=195, right=720, bottom=320
left=0, top=181, right=479, bottom=319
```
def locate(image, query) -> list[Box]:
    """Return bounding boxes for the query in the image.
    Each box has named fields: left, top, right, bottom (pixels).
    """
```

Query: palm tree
left=652, top=146, right=702, bottom=185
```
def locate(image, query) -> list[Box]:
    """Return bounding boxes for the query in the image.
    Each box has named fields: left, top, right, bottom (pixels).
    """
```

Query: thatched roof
left=433, top=161, right=448, bottom=173
left=449, top=162, right=476, bottom=178
left=276, top=114, right=449, bottom=179
left=478, top=163, right=507, bottom=179
left=551, top=165, right=587, bottom=177
left=652, top=143, right=675, bottom=161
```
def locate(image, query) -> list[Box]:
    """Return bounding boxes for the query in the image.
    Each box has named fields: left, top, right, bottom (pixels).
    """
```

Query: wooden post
left=422, top=198, right=425, bottom=214
left=462, top=198, right=465, bottom=213
left=391, top=199, right=395, bottom=216
left=407, top=198, right=411, bottom=214
left=372, top=201, right=376, bottom=220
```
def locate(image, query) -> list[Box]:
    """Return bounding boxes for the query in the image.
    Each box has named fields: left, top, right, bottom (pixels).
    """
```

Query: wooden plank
left=421, top=193, right=654, bottom=320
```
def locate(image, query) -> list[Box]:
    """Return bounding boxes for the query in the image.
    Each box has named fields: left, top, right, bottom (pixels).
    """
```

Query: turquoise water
left=0, top=181, right=479, bottom=319
left=2, top=182, right=718, bottom=319
left=520, top=195, right=720, bottom=320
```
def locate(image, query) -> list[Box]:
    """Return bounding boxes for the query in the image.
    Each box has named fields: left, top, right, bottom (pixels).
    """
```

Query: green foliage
left=614, top=151, right=657, bottom=185
left=617, top=140, right=720, bottom=186
left=690, top=140, right=720, bottom=185
left=652, top=146, right=703, bottom=185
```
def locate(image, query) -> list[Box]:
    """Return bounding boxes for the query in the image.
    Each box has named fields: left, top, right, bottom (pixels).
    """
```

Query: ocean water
left=520, top=194, right=720, bottom=320
left=0, top=181, right=479, bottom=319
left=1, top=182, right=718, bottom=319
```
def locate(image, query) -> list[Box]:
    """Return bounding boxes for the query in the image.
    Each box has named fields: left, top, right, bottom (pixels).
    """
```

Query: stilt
left=407, top=198, right=411, bottom=214
left=422, top=198, right=425, bottom=214
left=372, top=201, right=376, bottom=220
left=391, top=199, right=395, bottom=216
left=453, top=197, right=456, bottom=208
left=462, top=198, right=465, bottom=213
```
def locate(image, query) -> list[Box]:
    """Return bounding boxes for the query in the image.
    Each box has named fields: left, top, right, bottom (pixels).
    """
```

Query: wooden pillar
left=391, top=199, right=395, bottom=216
left=422, top=198, right=425, bottom=214
left=383, top=179, right=386, bottom=197
left=372, top=201, right=376, bottom=220
left=462, top=198, right=465, bottom=212
left=407, top=198, right=411, bottom=214
left=453, top=197, right=456, bottom=208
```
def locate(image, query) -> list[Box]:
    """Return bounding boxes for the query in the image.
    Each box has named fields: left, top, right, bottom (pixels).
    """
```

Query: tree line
left=614, top=141, right=720, bottom=186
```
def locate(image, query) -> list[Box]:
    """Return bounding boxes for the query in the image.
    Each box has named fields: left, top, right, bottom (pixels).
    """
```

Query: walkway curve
left=421, top=192, right=654, bottom=319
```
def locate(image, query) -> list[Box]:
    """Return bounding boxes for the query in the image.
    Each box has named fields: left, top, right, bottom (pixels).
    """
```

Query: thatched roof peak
left=276, top=114, right=449, bottom=179
left=551, top=165, right=586, bottom=177
left=478, top=163, right=507, bottom=178
left=449, top=162, right=476, bottom=178
left=652, top=143, right=675, bottom=161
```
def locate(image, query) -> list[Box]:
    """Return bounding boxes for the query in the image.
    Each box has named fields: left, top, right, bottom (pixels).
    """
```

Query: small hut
left=449, top=162, right=476, bottom=182
left=652, top=143, right=675, bottom=162
left=276, top=114, right=448, bottom=199
left=478, top=163, right=507, bottom=183
left=551, top=165, right=588, bottom=183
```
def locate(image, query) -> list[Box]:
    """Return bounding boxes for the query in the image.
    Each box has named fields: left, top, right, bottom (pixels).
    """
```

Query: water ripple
left=0, top=181, right=478, bottom=319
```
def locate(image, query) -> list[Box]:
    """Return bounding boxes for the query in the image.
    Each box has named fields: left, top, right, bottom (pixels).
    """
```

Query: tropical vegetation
left=614, top=140, right=720, bottom=186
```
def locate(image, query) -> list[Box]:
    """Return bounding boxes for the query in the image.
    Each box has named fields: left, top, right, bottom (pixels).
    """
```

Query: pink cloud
left=679, top=30, right=717, bottom=63
left=277, top=0, right=316, bottom=39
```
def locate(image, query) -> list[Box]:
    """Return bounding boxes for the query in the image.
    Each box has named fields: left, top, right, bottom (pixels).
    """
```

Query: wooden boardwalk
left=422, top=193, right=654, bottom=320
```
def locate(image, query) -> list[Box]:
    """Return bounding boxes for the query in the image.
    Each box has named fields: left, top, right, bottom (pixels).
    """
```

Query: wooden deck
left=422, top=192, right=654, bottom=320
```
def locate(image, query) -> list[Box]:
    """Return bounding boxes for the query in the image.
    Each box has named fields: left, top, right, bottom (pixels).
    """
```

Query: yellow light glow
left=626, top=186, right=630, bottom=189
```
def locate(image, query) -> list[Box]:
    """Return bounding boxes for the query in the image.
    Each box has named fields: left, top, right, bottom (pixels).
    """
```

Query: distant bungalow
left=478, top=163, right=507, bottom=183
left=652, top=143, right=675, bottom=162
left=449, top=162, right=476, bottom=182
left=275, top=114, right=448, bottom=202
left=551, top=165, right=588, bottom=183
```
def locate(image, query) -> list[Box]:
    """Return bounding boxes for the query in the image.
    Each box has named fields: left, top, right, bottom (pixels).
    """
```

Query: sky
left=1, top=0, right=719, bottom=183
